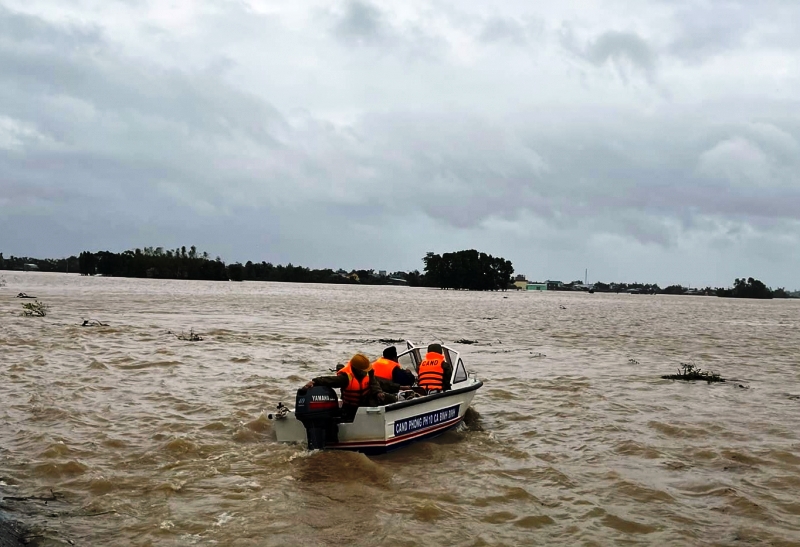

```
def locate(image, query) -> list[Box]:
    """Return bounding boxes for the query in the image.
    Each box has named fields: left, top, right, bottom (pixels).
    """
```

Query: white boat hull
left=273, top=379, right=482, bottom=455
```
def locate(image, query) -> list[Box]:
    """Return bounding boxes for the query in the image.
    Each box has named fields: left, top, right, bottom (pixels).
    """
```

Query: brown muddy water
left=1, top=272, right=799, bottom=546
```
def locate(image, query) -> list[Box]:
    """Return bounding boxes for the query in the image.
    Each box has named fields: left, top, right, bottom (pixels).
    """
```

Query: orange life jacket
left=338, top=365, right=371, bottom=406
left=371, top=357, right=399, bottom=382
left=418, top=352, right=446, bottom=391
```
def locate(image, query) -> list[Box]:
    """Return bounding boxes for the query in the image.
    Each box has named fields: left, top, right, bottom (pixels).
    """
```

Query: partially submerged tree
left=168, top=328, right=203, bottom=341
left=662, top=362, right=724, bottom=383
left=21, top=300, right=49, bottom=317
left=423, top=250, right=514, bottom=291
left=717, top=277, right=773, bottom=299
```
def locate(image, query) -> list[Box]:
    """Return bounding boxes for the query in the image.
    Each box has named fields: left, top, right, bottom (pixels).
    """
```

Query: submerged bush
left=168, top=328, right=203, bottom=341
left=662, top=362, right=724, bottom=383
left=21, top=300, right=49, bottom=317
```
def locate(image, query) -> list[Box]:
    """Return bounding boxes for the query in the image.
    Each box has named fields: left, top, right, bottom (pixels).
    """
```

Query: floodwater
left=1, top=272, right=799, bottom=546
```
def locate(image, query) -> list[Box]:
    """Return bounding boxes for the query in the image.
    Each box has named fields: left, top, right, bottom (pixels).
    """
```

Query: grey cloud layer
left=1, top=1, right=799, bottom=286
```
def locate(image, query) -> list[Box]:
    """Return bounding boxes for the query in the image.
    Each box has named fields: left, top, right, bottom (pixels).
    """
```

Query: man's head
left=382, top=346, right=398, bottom=362
left=350, top=353, right=372, bottom=378
left=427, top=343, right=443, bottom=354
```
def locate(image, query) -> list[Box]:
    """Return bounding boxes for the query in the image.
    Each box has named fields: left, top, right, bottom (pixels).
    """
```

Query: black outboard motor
left=294, top=386, right=341, bottom=450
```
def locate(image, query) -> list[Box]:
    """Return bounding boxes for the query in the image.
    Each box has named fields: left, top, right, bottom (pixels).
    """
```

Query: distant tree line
left=0, top=252, right=79, bottom=273
left=77, top=246, right=228, bottom=280
left=1, top=247, right=425, bottom=286
left=716, top=277, right=788, bottom=299
left=68, top=247, right=512, bottom=289
left=423, top=250, right=514, bottom=291
left=557, top=277, right=791, bottom=299
left=3, top=248, right=791, bottom=298
left=231, top=261, right=424, bottom=286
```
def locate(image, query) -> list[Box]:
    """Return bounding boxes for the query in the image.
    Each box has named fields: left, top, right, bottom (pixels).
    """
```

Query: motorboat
left=269, top=341, right=483, bottom=455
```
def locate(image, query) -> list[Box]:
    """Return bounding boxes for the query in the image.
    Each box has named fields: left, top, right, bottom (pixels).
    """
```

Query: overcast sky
left=1, top=0, right=799, bottom=287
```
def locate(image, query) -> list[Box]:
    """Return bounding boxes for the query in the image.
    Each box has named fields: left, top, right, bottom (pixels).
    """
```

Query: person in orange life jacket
left=303, top=354, right=396, bottom=416
left=417, top=343, right=453, bottom=393
left=334, top=361, right=405, bottom=395
left=371, top=346, right=415, bottom=390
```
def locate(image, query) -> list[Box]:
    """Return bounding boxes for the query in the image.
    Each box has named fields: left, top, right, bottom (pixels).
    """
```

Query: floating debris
left=559, top=305, right=567, bottom=309
left=454, top=339, right=478, bottom=345
left=530, top=352, right=546, bottom=358
left=168, top=329, right=203, bottom=342
left=628, top=358, right=640, bottom=365
left=348, top=338, right=405, bottom=345
left=661, top=362, right=724, bottom=383
left=20, top=300, right=49, bottom=317
left=81, top=319, right=108, bottom=327
left=1, top=488, right=63, bottom=503
left=16, top=292, right=36, bottom=299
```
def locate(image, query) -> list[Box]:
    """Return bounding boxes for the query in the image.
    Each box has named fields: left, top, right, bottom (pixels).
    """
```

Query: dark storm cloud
left=477, top=17, right=530, bottom=45
left=0, top=4, right=104, bottom=49
left=352, top=106, right=800, bottom=229
left=663, top=0, right=800, bottom=57
left=0, top=4, right=291, bottom=217
left=0, top=5, right=286, bottom=141
left=327, top=0, right=445, bottom=59
left=560, top=26, right=657, bottom=80
left=333, top=0, right=388, bottom=45
left=668, top=2, right=753, bottom=62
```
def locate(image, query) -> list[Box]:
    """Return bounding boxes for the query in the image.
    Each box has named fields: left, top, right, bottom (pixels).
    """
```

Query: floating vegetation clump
left=21, top=300, right=49, bottom=317
left=454, top=339, right=478, bottom=345
left=169, top=329, right=203, bottom=342
left=662, top=362, right=724, bottom=383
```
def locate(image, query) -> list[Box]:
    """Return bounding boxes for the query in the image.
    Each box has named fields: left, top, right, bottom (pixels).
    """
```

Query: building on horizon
left=526, top=282, right=547, bottom=291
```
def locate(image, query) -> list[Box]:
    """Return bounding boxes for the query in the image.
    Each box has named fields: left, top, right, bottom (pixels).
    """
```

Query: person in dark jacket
left=372, top=346, right=416, bottom=387
left=303, top=353, right=396, bottom=420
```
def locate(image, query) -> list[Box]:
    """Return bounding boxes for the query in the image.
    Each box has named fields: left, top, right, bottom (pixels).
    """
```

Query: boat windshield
left=397, top=345, right=420, bottom=379
left=452, top=357, right=468, bottom=384
left=442, top=345, right=468, bottom=385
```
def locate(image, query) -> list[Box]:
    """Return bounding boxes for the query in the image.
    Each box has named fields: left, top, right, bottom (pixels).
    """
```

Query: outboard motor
left=294, top=386, right=341, bottom=450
